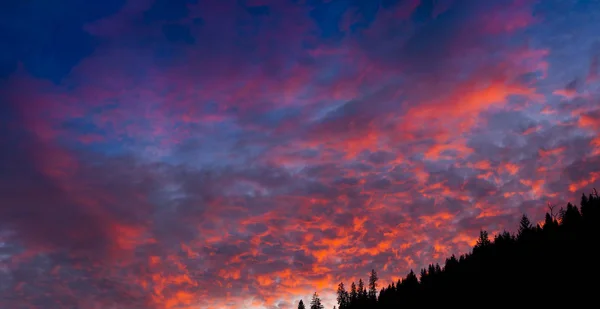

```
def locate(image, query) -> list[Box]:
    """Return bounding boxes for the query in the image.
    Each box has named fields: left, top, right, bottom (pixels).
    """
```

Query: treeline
left=299, top=190, right=600, bottom=308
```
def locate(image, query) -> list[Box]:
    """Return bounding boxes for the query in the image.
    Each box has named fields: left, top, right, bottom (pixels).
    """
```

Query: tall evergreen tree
left=517, top=214, right=532, bottom=237
left=581, top=193, right=589, bottom=216
left=474, top=230, right=491, bottom=255
left=336, top=282, right=349, bottom=309
left=298, top=300, right=306, bottom=309
left=562, top=202, right=582, bottom=227
left=476, top=230, right=491, bottom=248
left=403, top=270, right=418, bottom=289
left=357, top=279, right=366, bottom=300
left=368, top=269, right=378, bottom=303
left=350, top=281, right=357, bottom=304
left=310, top=292, right=324, bottom=309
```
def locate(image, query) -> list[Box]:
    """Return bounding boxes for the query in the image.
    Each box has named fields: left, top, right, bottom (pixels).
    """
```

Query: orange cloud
left=2, top=1, right=599, bottom=309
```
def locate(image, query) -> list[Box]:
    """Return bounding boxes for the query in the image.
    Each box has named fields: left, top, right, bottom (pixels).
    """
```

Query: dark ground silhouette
left=300, top=189, right=600, bottom=308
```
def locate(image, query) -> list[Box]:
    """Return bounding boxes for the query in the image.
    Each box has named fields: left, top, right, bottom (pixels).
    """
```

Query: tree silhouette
left=581, top=193, right=589, bottom=216
left=310, top=292, right=324, bottom=309
left=367, top=269, right=378, bottom=304
left=336, top=282, right=349, bottom=309
left=301, top=189, right=600, bottom=308
left=476, top=230, right=491, bottom=247
left=517, top=213, right=532, bottom=237
left=298, top=299, right=306, bottom=309
left=357, top=278, right=366, bottom=303
left=349, top=281, right=357, bottom=307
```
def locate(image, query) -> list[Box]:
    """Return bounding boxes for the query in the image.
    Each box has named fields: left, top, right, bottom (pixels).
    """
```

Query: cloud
left=1, top=0, right=600, bottom=309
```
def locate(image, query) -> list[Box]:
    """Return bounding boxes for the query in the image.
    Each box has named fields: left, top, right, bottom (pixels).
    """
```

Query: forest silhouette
left=300, top=189, right=600, bottom=309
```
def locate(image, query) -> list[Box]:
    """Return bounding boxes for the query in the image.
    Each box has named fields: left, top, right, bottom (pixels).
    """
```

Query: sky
left=0, top=0, right=599, bottom=308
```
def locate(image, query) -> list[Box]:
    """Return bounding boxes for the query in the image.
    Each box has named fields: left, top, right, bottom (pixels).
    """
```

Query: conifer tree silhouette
left=310, top=292, right=323, bottom=309
left=298, top=299, right=305, bottom=309
left=517, top=214, right=532, bottom=237
left=336, top=282, right=349, bottom=309
left=298, top=189, right=600, bottom=308
left=350, top=281, right=357, bottom=306
left=357, top=278, right=366, bottom=305
left=476, top=230, right=491, bottom=247
left=368, top=269, right=378, bottom=304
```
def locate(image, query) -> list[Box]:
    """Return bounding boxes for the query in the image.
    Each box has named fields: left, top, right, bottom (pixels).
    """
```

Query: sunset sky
left=1, top=0, right=599, bottom=308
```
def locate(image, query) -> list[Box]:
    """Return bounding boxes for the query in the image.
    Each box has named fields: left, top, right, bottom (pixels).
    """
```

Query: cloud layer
left=1, top=0, right=599, bottom=308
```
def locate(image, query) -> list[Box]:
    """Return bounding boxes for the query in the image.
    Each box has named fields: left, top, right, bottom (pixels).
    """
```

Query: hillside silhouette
left=301, top=189, right=600, bottom=309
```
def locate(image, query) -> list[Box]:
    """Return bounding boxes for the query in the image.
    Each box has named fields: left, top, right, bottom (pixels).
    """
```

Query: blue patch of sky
left=143, top=0, right=197, bottom=23
left=0, top=0, right=126, bottom=82
left=308, top=0, right=383, bottom=41
left=309, top=0, right=351, bottom=41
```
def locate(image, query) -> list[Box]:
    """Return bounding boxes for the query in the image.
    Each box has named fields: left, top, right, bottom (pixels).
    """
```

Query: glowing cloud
left=1, top=0, right=599, bottom=308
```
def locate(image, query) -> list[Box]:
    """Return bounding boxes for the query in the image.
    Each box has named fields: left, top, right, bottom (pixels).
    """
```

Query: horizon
left=1, top=0, right=599, bottom=308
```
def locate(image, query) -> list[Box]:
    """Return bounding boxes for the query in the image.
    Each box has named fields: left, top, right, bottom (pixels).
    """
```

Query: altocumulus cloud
left=1, top=0, right=600, bottom=308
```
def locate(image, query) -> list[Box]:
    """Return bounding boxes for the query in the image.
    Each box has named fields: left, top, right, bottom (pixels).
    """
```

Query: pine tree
left=298, top=300, right=306, bottom=309
left=350, top=281, right=357, bottom=304
left=581, top=193, right=589, bottom=216
left=403, top=270, right=418, bottom=289
left=544, top=213, right=553, bottom=227
left=475, top=230, right=491, bottom=248
left=336, top=282, right=349, bottom=309
left=544, top=212, right=558, bottom=231
left=562, top=202, right=582, bottom=227
left=368, top=269, right=378, bottom=303
left=445, top=254, right=459, bottom=272
left=517, top=214, right=532, bottom=237
left=357, top=279, right=366, bottom=300
left=420, top=268, right=428, bottom=284
left=310, top=292, right=324, bottom=309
